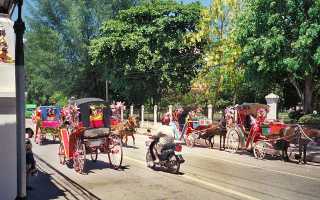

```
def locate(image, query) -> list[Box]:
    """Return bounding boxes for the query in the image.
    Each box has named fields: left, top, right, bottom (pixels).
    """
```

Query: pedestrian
left=26, top=139, right=37, bottom=190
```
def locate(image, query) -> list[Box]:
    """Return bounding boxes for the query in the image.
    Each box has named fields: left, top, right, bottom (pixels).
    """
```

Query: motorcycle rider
left=148, top=115, right=175, bottom=163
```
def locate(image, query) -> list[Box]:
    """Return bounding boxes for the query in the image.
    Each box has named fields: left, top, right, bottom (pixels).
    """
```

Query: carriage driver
left=149, top=116, right=175, bottom=163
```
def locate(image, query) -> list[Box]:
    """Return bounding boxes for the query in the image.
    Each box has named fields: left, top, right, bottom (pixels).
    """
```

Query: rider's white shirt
left=153, top=125, right=175, bottom=144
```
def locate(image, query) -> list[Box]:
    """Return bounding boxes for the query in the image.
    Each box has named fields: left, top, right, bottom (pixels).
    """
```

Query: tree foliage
left=90, top=0, right=205, bottom=105
left=236, top=0, right=320, bottom=113
left=25, top=0, right=137, bottom=104
left=183, top=0, right=244, bottom=110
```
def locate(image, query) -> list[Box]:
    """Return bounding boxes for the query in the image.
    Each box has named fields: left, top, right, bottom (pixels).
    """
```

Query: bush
left=298, top=114, right=320, bottom=124
left=288, top=110, right=304, bottom=120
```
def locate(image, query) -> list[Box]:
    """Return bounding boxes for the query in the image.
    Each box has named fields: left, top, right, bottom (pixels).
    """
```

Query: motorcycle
left=145, top=136, right=184, bottom=174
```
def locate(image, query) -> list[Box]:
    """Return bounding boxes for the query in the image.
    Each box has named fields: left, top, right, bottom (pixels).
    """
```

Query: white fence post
left=265, top=93, right=279, bottom=120
left=130, top=105, right=133, bottom=116
left=154, top=105, right=158, bottom=125
left=141, top=105, right=144, bottom=127
left=208, top=104, right=213, bottom=123
left=120, top=106, right=124, bottom=122
left=169, top=105, right=173, bottom=122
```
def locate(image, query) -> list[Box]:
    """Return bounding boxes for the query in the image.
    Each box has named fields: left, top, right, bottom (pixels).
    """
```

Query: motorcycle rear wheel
left=168, top=154, right=180, bottom=174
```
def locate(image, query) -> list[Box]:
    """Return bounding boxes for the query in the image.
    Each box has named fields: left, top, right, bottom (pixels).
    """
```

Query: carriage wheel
left=90, top=148, right=98, bottom=162
left=107, top=133, right=123, bottom=169
left=253, top=141, right=267, bottom=160
left=58, top=143, right=66, bottom=165
left=226, top=129, right=240, bottom=153
left=73, top=140, right=86, bottom=173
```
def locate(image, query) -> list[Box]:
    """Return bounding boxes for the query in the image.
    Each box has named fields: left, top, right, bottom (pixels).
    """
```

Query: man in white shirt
left=150, top=117, right=175, bottom=163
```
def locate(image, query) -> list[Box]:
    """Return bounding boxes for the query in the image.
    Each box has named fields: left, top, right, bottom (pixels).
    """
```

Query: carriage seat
left=83, top=128, right=110, bottom=139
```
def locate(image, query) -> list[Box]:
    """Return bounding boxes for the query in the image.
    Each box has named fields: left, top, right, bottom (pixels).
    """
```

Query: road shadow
left=34, top=155, right=102, bottom=200
left=123, top=144, right=139, bottom=149
left=85, top=160, right=130, bottom=174
left=34, top=138, right=60, bottom=146
left=150, top=166, right=184, bottom=175
left=27, top=170, right=67, bottom=200
left=118, top=165, right=130, bottom=171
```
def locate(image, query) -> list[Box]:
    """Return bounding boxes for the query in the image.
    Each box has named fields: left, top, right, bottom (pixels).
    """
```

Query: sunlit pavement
left=26, top=120, right=320, bottom=200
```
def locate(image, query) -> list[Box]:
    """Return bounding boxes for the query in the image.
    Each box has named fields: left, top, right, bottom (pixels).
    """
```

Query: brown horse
left=279, top=125, right=320, bottom=163
left=199, top=120, right=227, bottom=150
left=116, top=116, right=139, bottom=146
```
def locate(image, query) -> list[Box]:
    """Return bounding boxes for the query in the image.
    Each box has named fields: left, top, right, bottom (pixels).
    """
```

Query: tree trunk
left=289, top=76, right=303, bottom=102
left=304, top=74, right=313, bottom=114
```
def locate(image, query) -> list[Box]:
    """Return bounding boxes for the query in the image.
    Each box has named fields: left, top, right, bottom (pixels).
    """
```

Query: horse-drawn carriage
left=33, top=106, right=62, bottom=144
left=58, top=98, right=123, bottom=173
left=165, top=108, right=226, bottom=149
left=224, top=103, right=317, bottom=162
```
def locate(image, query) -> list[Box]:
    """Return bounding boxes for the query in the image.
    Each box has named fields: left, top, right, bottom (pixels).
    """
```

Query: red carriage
left=167, top=108, right=226, bottom=149
left=58, top=98, right=123, bottom=173
left=224, top=103, right=299, bottom=160
left=32, top=106, right=62, bottom=145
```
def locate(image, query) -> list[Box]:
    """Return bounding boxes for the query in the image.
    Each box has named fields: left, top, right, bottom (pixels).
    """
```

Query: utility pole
left=14, top=0, right=26, bottom=199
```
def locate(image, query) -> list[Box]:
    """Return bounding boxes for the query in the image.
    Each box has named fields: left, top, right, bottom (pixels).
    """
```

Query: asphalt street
left=26, top=123, right=320, bottom=200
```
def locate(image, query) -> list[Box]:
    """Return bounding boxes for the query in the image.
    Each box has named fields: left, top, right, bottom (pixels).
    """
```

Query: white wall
left=0, top=99, right=17, bottom=200
left=0, top=16, right=17, bottom=200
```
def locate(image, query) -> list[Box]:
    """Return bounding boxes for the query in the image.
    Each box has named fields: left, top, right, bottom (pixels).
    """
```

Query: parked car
left=25, top=104, right=37, bottom=118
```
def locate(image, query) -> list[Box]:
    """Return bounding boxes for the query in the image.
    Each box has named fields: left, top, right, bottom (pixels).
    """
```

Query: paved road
left=26, top=121, right=320, bottom=200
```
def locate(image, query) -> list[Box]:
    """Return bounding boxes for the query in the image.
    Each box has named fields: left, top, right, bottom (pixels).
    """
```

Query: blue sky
left=182, top=0, right=211, bottom=6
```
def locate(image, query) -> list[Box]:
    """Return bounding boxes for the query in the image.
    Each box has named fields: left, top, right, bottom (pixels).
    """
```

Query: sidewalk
left=28, top=155, right=101, bottom=200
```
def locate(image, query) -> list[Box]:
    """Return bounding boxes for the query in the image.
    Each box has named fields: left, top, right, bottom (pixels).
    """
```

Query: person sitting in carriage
left=245, top=108, right=267, bottom=150
left=47, top=108, right=56, bottom=121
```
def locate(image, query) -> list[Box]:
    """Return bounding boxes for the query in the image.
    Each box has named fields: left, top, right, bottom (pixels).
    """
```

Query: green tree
left=236, top=0, right=320, bottom=113
left=90, top=0, right=205, bottom=105
left=185, top=0, right=243, bottom=111
left=25, top=0, right=137, bottom=102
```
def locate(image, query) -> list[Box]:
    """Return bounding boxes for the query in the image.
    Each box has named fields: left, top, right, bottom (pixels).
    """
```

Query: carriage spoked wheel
left=226, top=129, right=240, bottom=153
left=58, top=143, right=66, bottom=165
left=107, top=133, right=123, bottom=170
left=90, top=148, right=98, bottom=162
left=253, top=141, right=267, bottom=160
left=73, top=139, right=86, bottom=173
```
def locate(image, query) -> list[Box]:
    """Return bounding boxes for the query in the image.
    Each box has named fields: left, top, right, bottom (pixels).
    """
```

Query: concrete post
left=141, top=105, right=144, bottom=127
left=208, top=104, right=213, bottom=123
left=120, top=106, right=124, bottom=122
left=130, top=105, right=133, bottom=116
left=265, top=93, right=280, bottom=121
left=169, top=105, right=173, bottom=122
left=154, top=105, right=157, bottom=125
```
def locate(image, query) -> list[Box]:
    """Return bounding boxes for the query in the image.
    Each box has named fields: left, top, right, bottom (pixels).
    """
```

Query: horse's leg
left=132, top=133, right=135, bottom=146
left=303, top=143, right=307, bottom=164
left=125, top=134, right=128, bottom=146
left=282, top=141, right=290, bottom=162
left=209, top=136, right=214, bottom=149
left=219, top=134, right=222, bottom=150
